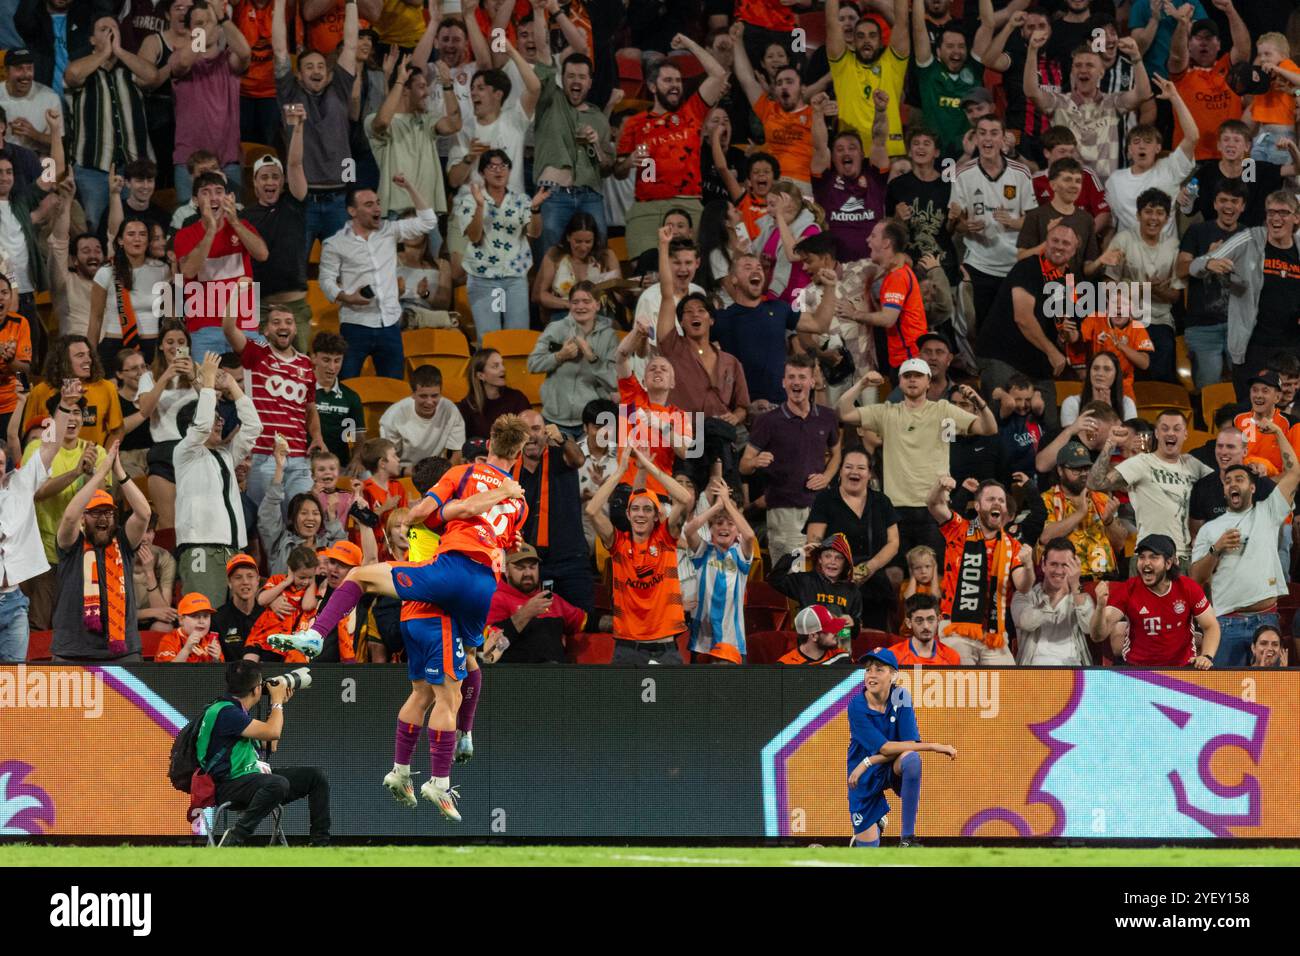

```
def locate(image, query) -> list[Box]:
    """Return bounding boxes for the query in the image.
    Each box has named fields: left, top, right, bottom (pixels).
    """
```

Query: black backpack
left=167, top=701, right=231, bottom=793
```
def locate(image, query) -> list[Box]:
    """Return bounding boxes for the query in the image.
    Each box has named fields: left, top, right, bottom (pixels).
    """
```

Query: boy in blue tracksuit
left=846, top=648, right=958, bottom=847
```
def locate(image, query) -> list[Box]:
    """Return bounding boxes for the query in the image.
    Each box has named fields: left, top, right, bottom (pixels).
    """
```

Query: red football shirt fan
left=173, top=219, right=261, bottom=333
left=618, top=93, right=711, bottom=202
left=240, top=340, right=317, bottom=457
left=1106, top=575, right=1211, bottom=666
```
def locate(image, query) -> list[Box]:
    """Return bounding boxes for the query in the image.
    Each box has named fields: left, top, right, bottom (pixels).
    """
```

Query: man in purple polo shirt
left=740, top=353, right=843, bottom=558
left=812, top=90, right=891, bottom=264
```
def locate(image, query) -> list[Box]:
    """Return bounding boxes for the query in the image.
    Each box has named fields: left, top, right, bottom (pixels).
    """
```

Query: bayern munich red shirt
left=1106, top=575, right=1211, bottom=666
left=240, top=340, right=316, bottom=457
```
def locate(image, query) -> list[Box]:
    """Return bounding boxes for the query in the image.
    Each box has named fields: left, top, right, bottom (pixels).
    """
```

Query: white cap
left=899, top=357, right=931, bottom=378
left=793, top=604, right=854, bottom=636
left=252, top=154, right=283, bottom=175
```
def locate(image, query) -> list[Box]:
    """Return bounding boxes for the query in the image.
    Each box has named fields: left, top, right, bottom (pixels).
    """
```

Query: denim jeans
left=339, top=322, right=405, bottom=379
left=190, top=326, right=233, bottom=363
left=1184, top=323, right=1229, bottom=391
left=246, top=452, right=314, bottom=510
left=174, top=162, right=243, bottom=205
left=1214, top=610, right=1279, bottom=667
left=466, top=274, right=530, bottom=337
left=305, top=191, right=349, bottom=260
left=539, top=187, right=608, bottom=253
left=0, top=588, right=30, bottom=662
left=75, top=166, right=109, bottom=234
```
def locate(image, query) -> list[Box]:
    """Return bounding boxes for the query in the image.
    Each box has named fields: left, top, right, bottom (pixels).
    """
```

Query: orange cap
left=225, top=553, right=258, bottom=576
left=86, top=490, right=115, bottom=511
left=319, top=541, right=363, bottom=566
left=178, top=593, right=215, bottom=616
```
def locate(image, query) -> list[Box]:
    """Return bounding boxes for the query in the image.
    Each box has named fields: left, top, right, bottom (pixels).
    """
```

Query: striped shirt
left=689, top=540, right=751, bottom=663
left=65, top=62, right=154, bottom=172
left=240, top=340, right=316, bottom=457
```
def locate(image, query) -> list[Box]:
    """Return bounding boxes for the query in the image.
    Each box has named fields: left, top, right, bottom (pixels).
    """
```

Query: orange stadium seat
left=748, top=630, right=797, bottom=664
left=616, top=49, right=644, bottom=100
left=567, top=632, right=615, bottom=664
left=404, top=328, right=471, bottom=401
left=343, top=376, right=410, bottom=436
left=1134, top=381, right=1191, bottom=412
left=306, top=280, right=339, bottom=334
left=140, top=630, right=162, bottom=661
left=743, top=581, right=792, bottom=632
left=851, top=629, right=896, bottom=661
left=482, top=329, right=544, bottom=404
left=1201, top=381, right=1236, bottom=428
left=1053, top=379, right=1083, bottom=406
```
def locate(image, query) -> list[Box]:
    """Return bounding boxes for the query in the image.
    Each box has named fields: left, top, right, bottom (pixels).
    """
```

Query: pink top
left=171, top=50, right=242, bottom=166
left=761, top=223, right=821, bottom=306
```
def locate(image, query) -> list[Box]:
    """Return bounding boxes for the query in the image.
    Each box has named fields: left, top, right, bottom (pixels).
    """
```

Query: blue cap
left=861, top=647, right=900, bottom=670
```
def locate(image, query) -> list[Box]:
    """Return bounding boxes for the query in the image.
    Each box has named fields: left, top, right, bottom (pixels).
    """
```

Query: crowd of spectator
left=1, top=0, right=1298, bottom=671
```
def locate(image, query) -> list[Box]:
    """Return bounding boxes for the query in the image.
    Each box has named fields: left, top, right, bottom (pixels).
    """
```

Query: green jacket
left=196, top=698, right=260, bottom=780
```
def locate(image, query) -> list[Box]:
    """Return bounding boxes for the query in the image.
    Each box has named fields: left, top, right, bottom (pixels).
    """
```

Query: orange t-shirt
left=1080, top=315, right=1153, bottom=400
left=617, top=94, right=712, bottom=202
left=618, top=374, right=689, bottom=495
left=738, top=191, right=769, bottom=240
left=897, top=580, right=936, bottom=638
left=0, top=313, right=32, bottom=415
left=155, top=628, right=226, bottom=663
left=878, top=264, right=926, bottom=368
left=888, top=638, right=961, bottom=667
left=752, top=95, right=814, bottom=184
left=1173, top=55, right=1242, bottom=161
left=736, top=0, right=795, bottom=32
left=424, top=462, right=528, bottom=573
left=301, top=0, right=370, bottom=55
left=245, top=577, right=314, bottom=663
left=1251, top=58, right=1300, bottom=126
left=1234, top=410, right=1297, bottom=475
left=236, top=0, right=276, bottom=99
left=777, top=645, right=851, bottom=664
left=611, top=523, right=686, bottom=641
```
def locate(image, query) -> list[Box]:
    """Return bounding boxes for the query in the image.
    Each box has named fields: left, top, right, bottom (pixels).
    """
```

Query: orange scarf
left=945, top=522, right=1014, bottom=649
left=513, top=450, right=548, bottom=549
left=83, top=536, right=128, bottom=655
left=114, top=278, right=140, bottom=349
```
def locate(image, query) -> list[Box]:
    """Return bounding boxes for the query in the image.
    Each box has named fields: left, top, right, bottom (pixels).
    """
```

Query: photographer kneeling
left=202, top=660, right=332, bottom=846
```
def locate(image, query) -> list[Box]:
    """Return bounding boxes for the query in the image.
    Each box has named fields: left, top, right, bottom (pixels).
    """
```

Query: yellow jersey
left=828, top=47, right=907, bottom=157
left=408, top=525, right=440, bottom=564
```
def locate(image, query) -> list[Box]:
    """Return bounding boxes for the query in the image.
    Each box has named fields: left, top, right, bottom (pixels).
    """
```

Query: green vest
left=196, top=699, right=260, bottom=779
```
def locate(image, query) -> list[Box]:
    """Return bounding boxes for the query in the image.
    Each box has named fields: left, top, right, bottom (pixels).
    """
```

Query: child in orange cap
left=155, top=593, right=225, bottom=662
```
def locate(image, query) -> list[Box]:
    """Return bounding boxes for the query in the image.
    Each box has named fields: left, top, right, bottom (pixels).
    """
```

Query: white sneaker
left=382, top=768, right=417, bottom=808
left=454, top=730, right=474, bottom=765
left=267, top=628, right=323, bottom=659
left=420, top=779, right=463, bottom=822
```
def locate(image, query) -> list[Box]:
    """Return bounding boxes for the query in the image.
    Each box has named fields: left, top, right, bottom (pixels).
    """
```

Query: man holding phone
left=485, top=544, right=587, bottom=664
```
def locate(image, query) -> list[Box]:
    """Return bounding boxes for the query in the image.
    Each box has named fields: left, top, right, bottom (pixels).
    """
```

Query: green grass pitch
left=3, top=846, right=1299, bottom=867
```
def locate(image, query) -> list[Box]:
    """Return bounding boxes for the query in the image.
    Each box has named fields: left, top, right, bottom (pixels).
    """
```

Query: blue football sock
left=853, top=834, right=881, bottom=847
left=899, top=751, right=922, bottom=837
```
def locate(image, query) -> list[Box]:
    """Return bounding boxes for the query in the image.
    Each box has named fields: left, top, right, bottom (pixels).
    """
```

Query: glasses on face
left=484, top=161, right=509, bottom=171
left=1266, top=209, right=1293, bottom=219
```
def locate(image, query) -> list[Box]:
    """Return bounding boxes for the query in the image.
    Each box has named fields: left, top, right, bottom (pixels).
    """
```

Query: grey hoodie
left=527, top=313, right=620, bottom=427
left=1189, top=225, right=1300, bottom=365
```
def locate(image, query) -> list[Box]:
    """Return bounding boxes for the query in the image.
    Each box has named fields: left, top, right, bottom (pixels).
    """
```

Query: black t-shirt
left=518, top=451, right=587, bottom=564
left=714, top=300, right=802, bottom=404
left=700, top=143, right=747, bottom=211
left=998, top=411, right=1043, bottom=481
left=807, top=487, right=898, bottom=572
left=108, top=201, right=171, bottom=244
left=1254, top=242, right=1300, bottom=345
left=949, top=431, right=1007, bottom=488
left=243, top=193, right=308, bottom=296
left=885, top=172, right=960, bottom=283
left=118, top=393, right=151, bottom=451
left=212, top=600, right=260, bottom=661
left=1179, top=220, right=1242, bottom=327
left=1189, top=471, right=1276, bottom=523
left=975, top=255, right=1065, bottom=379
left=1193, top=160, right=1283, bottom=228
left=1046, top=19, right=1094, bottom=69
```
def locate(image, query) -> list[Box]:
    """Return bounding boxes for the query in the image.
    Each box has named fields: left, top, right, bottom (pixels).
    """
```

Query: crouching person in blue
left=847, top=648, right=957, bottom=847
left=200, top=660, right=332, bottom=846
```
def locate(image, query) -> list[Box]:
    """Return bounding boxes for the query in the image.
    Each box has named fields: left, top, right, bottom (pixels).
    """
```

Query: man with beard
left=532, top=52, right=614, bottom=250
left=22, top=337, right=123, bottom=447
left=224, top=303, right=325, bottom=506
left=779, top=604, right=853, bottom=665
left=49, top=217, right=105, bottom=342
left=1169, top=9, right=1250, bottom=161
left=1094, top=533, right=1219, bottom=667
left=729, top=21, right=817, bottom=191
left=212, top=553, right=263, bottom=661
left=1188, top=425, right=1275, bottom=539
left=244, top=104, right=310, bottom=351
left=52, top=440, right=153, bottom=662
left=1192, top=417, right=1298, bottom=664
left=485, top=543, right=587, bottom=664
left=615, top=34, right=727, bottom=260
left=825, top=0, right=910, bottom=157
left=910, top=2, right=982, bottom=156
left=927, top=475, right=1035, bottom=664
left=812, top=94, right=890, bottom=265
left=888, top=592, right=961, bottom=666
left=272, top=0, right=358, bottom=257
left=0, top=48, right=62, bottom=155
left=511, top=410, right=592, bottom=614
left=840, top=360, right=995, bottom=562
left=1041, top=441, right=1126, bottom=580
left=1011, top=537, right=1097, bottom=665
left=1088, top=409, right=1212, bottom=568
